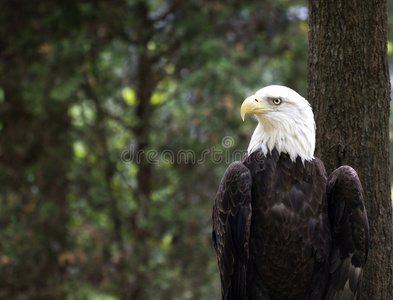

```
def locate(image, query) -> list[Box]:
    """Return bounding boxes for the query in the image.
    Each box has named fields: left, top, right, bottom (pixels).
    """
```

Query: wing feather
left=212, top=161, right=252, bottom=300
left=325, top=166, right=369, bottom=299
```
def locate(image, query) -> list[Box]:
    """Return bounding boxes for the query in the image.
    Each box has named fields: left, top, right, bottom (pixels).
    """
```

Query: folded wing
left=212, top=162, right=252, bottom=300
left=325, top=166, right=369, bottom=299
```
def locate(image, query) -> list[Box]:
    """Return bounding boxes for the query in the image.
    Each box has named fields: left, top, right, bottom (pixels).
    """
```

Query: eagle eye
left=273, top=98, right=281, bottom=105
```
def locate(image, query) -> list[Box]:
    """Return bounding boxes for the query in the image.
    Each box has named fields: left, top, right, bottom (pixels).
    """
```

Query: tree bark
left=308, top=1, right=393, bottom=299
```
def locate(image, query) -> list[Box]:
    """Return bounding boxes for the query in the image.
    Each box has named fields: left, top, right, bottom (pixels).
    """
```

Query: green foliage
left=0, top=0, right=312, bottom=299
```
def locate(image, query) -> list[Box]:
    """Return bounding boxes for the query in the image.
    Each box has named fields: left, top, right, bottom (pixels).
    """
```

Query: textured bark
left=308, top=1, right=393, bottom=299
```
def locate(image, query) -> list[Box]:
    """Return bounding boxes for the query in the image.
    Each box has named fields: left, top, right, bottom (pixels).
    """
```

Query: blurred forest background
left=0, top=0, right=392, bottom=299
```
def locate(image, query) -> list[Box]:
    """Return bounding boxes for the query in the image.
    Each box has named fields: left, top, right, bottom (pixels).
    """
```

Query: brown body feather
left=212, top=149, right=369, bottom=300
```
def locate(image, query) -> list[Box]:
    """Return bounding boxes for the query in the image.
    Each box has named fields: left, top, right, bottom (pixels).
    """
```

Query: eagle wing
left=212, top=161, right=252, bottom=300
left=325, top=166, right=369, bottom=299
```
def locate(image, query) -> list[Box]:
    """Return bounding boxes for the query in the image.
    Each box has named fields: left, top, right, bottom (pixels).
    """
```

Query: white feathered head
left=241, top=85, right=315, bottom=162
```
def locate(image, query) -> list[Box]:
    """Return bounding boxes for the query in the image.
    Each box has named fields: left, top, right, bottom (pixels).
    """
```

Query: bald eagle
left=212, top=86, right=369, bottom=300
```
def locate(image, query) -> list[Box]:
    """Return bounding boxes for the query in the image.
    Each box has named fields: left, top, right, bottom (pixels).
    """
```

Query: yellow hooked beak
left=240, top=95, right=269, bottom=121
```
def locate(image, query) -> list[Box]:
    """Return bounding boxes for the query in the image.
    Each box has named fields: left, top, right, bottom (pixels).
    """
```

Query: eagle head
left=241, top=85, right=315, bottom=162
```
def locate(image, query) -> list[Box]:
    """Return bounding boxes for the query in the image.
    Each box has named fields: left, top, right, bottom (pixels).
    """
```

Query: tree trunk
left=308, top=1, right=393, bottom=299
